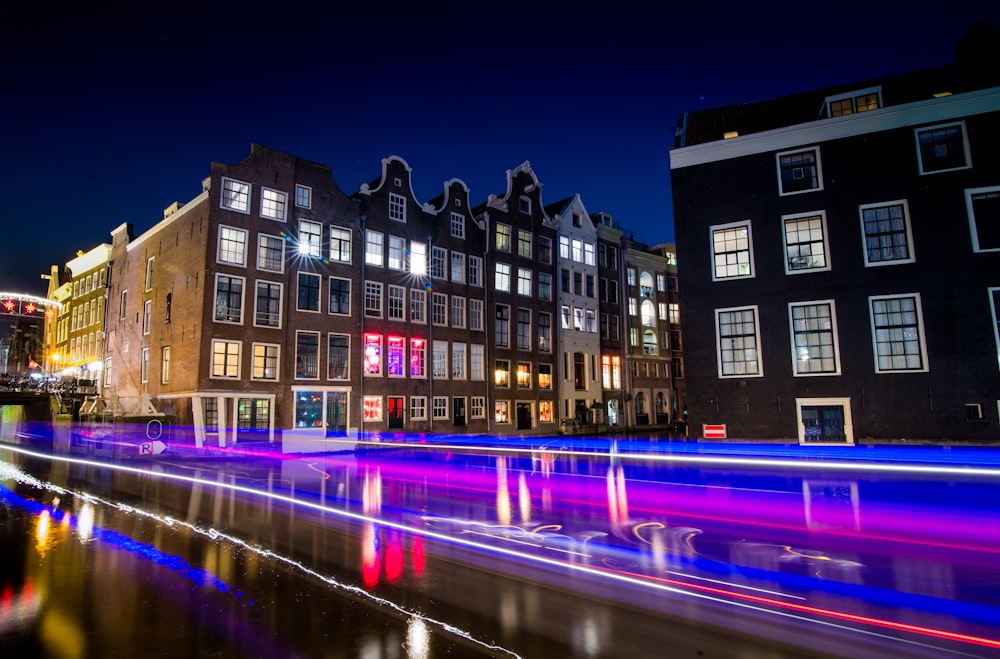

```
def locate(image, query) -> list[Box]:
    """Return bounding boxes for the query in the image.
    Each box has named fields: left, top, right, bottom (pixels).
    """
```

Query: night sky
left=3, top=3, right=997, bottom=295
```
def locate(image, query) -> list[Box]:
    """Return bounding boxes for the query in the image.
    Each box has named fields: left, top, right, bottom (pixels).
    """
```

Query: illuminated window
left=363, top=396, right=383, bottom=422
left=221, top=178, right=250, bottom=213
left=218, top=226, right=248, bottom=265
left=495, top=359, right=510, bottom=387
left=789, top=301, right=840, bottom=376
left=539, top=401, right=553, bottom=423
left=517, top=268, right=531, bottom=296
left=253, top=343, right=280, bottom=381
left=261, top=188, right=287, bottom=220
left=295, top=185, right=311, bottom=208
left=518, top=230, right=532, bottom=258
left=329, top=226, right=351, bottom=263
left=212, top=339, right=241, bottom=379
left=783, top=212, right=830, bottom=273
left=711, top=221, right=755, bottom=280
left=387, top=336, right=405, bottom=377
left=495, top=263, right=511, bottom=292
left=451, top=252, right=465, bottom=283
left=538, top=364, right=552, bottom=390
left=496, top=223, right=511, bottom=252
left=410, top=241, right=426, bottom=275
left=452, top=342, right=466, bottom=379
left=365, top=230, right=384, bottom=267
left=715, top=306, right=762, bottom=377
left=869, top=294, right=928, bottom=373
left=495, top=400, right=510, bottom=423
left=517, top=362, right=531, bottom=388
left=432, top=340, right=448, bottom=378
left=641, top=300, right=656, bottom=327
left=410, top=338, right=426, bottom=377
left=388, top=235, right=405, bottom=270
left=470, top=344, right=484, bottom=380
left=364, top=334, right=382, bottom=376
left=161, top=346, right=170, bottom=384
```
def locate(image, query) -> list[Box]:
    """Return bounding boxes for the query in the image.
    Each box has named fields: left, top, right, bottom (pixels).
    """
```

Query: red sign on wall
left=703, top=424, right=727, bottom=439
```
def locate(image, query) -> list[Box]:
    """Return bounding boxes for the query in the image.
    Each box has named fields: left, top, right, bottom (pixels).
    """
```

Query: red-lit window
left=410, top=338, right=425, bottom=377
left=387, top=336, right=404, bottom=377
left=364, top=334, right=382, bottom=376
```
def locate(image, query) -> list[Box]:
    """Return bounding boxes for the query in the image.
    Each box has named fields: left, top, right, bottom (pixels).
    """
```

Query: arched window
left=655, top=392, right=667, bottom=414
left=639, top=271, right=654, bottom=298
left=641, top=300, right=657, bottom=326
left=634, top=391, right=647, bottom=414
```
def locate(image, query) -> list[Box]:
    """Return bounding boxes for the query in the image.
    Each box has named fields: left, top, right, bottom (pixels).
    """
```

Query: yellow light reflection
left=518, top=473, right=531, bottom=524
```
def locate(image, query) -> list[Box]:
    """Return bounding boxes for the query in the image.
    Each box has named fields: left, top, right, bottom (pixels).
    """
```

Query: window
left=561, top=269, right=570, bottom=293
left=518, top=230, right=532, bottom=258
left=470, top=396, right=485, bottom=419
left=716, top=306, right=762, bottom=377
left=432, top=293, right=447, bottom=326
left=572, top=239, right=583, bottom=263
left=519, top=196, right=531, bottom=214
left=164, top=293, right=171, bottom=323
left=641, top=300, right=656, bottom=327
left=254, top=281, right=282, bottom=328
left=161, top=346, right=170, bottom=384
left=387, top=336, right=405, bottom=377
left=329, top=277, right=351, bottom=315
left=470, top=344, right=484, bottom=380
left=363, top=334, right=382, bottom=376
left=328, top=334, right=349, bottom=379
left=825, top=87, right=881, bottom=117
left=221, top=178, right=250, bottom=213
left=539, top=401, right=553, bottom=423
left=410, top=397, right=428, bottom=420
left=253, top=343, right=280, bottom=381
left=387, top=285, right=405, bottom=320
left=585, top=309, right=596, bottom=333
left=642, top=330, right=658, bottom=355
left=388, top=236, right=405, bottom=270
left=329, top=226, right=352, bottom=263
left=468, top=255, right=482, bottom=286
left=573, top=352, right=586, bottom=390
left=711, top=221, right=755, bottom=280
left=432, top=396, right=450, bottom=419
left=584, top=243, right=595, bottom=266
left=869, top=294, right=928, bottom=373
left=517, top=308, right=531, bottom=350
left=966, top=186, right=1000, bottom=252
left=916, top=122, right=970, bottom=174
left=451, top=212, right=465, bottom=238
left=517, top=268, right=531, bottom=296
left=261, top=188, right=287, bottom=220
left=450, top=296, right=465, bottom=328
left=574, top=307, right=584, bottom=331
left=538, top=312, right=551, bottom=352
left=538, top=272, right=552, bottom=301
left=410, top=289, right=426, bottom=323
left=363, top=396, right=383, bottom=422
left=991, top=289, right=1000, bottom=373
left=495, top=401, right=510, bottom=424
left=141, top=348, right=149, bottom=383
left=410, top=241, right=427, bottom=275
left=297, top=272, right=320, bottom=312
left=538, top=236, right=552, bottom=264
left=495, top=263, right=511, bottom=292
left=365, top=230, right=384, bottom=267
left=295, top=332, right=320, bottom=379
left=789, top=301, right=840, bottom=375
left=258, top=234, right=285, bottom=272
left=214, top=274, right=244, bottom=323
left=469, top=299, right=483, bottom=331
left=538, top=364, right=552, bottom=390
left=517, top=362, right=531, bottom=388
left=218, top=226, right=248, bottom=265
left=389, top=192, right=406, bottom=222
left=451, top=252, right=465, bottom=283
left=782, top=212, right=830, bottom=273
left=562, top=305, right=572, bottom=329
left=496, top=224, right=511, bottom=252
left=559, top=236, right=570, bottom=260
left=365, top=281, right=383, bottom=317
left=410, top=339, right=426, bottom=377
left=212, top=339, right=241, bottom=378
left=295, top=184, right=311, bottom=208
left=860, top=200, right=915, bottom=266
left=119, top=290, right=127, bottom=320
left=495, top=360, right=510, bottom=387
left=626, top=267, right=636, bottom=286
left=495, top=305, right=509, bottom=347
left=431, top=247, right=447, bottom=279
left=628, top=298, right=637, bottom=316
left=143, top=300, right=151, bottom=334
left=639, top=272, right=654, bottom=298
left=668, top=303, right=680, bottom=324
left=145, top=257, right=155, bottom=291
left=777, top=147, right=822, bottom=195
left=432, top=341, right=448, bottom=379
left=452, top=342, right=466, bottom=379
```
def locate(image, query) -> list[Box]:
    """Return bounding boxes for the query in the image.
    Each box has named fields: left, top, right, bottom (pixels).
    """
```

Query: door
left=387, top=396, right=404, bottom=429
left=453, top=397, right=466, bottom=427
left=516, top=402, right=532, bottom=430
left=326, top=392, right=347, bottom=435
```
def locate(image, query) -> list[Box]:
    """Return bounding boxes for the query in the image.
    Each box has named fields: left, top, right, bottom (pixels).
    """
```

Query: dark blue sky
left=3, top=3, right=996, bottom=294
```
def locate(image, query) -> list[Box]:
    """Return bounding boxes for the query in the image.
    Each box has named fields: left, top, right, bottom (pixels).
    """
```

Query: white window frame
left=328, top=276, right=351, bottom=316
left=450, top=212, right=465, bottom=238
left=433, top=396, right=449, bottom=419
left=915, top=121, right=971, bottom=175
left=389, top=192, right=406, bottom=222
left=295, top=331, right=321, bottom=380
left=260, top=187, right=288, bottom=221
left=451, top=252, right=465, bottom=283
left=387, top=284, right=406, bottom=321
left=410, top=289, right=426, bottom=324
left=776, top=146, right=823, bottom=196
left=327, top=334, right=350, bottom=380
left=365, top=281, right=383, bottom=318
left=257, top=233, right=285, bottom=273
left=782, top=211, right=831, bottom=274
left=869, top=293, right=929, bottom=373
left=217, top=225, right=248, bottom=266
left=715, top=305, right=763, bottom=378
left=161, top=346, right=170, bottom=384
left=252, top=342, right=281, bottom=381
left=710, top=220, right=755, bottom=281
left=254, top=280, right=283, bottom=329
left=298, top=219, right=322, bottom=258
left=990, top=288, right=1000, bottom=373
left=388, top=235, right=406, bottom=270
left=141, top=347, right=149, bottom=383
left=365, top=230, right=384, bottom=267
left=469, top=255, right=482, bottom=287
left=211, top=339, right=242, bottom=379
left=470, top=396, right=485, bottom=419
left=788, top=300, right=841, bottom=376
left=859, top=200, right=916, bottom=267
left=214, top=273, right=245, bottom=325
left=966, top=186, right=1000, bottom=253
left=221, top=177, right=250, bottom=213
left=795, top=398, right=855, bottom=446
left=329, top=225, right=352, bottom=263
left=495, top=262, right=511, bottom=292
left=517, top=267, right=532, bottom=296
left=295, top=184, right=311, bottom=209
left=410, top=396, right=428, bottom=420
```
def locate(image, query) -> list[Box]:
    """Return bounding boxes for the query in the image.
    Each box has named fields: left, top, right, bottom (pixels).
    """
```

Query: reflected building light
left=496, top=457, right=511, bottom=526
left=35, top=510, right=50, bottom=553
left=518, top=474, right=531, bottom=524
left=76, top=503, right=94, bottom=542
left=385, top=531, right=404, bottom=584
left=406, top=617, right=430, bottom=659
left=361, top=523, right=381, bottom=590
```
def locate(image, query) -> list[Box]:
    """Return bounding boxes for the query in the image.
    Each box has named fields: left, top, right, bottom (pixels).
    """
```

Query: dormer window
left=824, top=86, right=882, bottom=117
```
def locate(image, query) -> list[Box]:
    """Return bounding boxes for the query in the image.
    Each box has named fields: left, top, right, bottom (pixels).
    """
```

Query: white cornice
left=670, top=88, right=1000, bottom=170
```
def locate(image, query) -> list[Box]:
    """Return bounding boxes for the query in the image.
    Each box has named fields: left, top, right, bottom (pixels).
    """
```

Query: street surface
left=2, top=435, right=1000, bottom=657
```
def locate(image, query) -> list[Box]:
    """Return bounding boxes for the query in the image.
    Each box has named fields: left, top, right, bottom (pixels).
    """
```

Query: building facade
left=671, top=62, right=1000, bottom=443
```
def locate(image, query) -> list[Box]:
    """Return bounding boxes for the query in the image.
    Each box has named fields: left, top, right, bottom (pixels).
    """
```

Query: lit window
left=295, top=185, right=311, bottom=208
left=496, top=224, right=511, bottom=252
left=212, top=339, right=241, bottom=378
left=495, top=359, right=510, bottom=387
left=495, top=263, right=511, bottom=292
left=261, top=188, right=287, bottom=220
left=470, top=344, right=484, bottom=380
left=387, top=336, right=405, bottom=377
left=452, top=343, right=466, bottom=379
left=783, top=212, right=830, bottom=273
left=218, top=226, right=248, bottom=265
left=716, top=306, right=762, bottom=377
left=432, top=341, right=448, bottom=378
left=388, top=236, right=405, bottom=270
left=329, top=226, right=352, bottom=263
left=518, top=230, right=532, bottom=258
left=221, top=178, right=250, bottom=213
left=363, top=396, right=383, bottom=422
left=363, top=334, right=382, bottom=376
left=410, top=339, right=426, bottom=377
left=517, top=268, right=531, bottom=296
left=538, top=364, right=552, bottom=390
left=365, top=230, right=384, bottom=267
left=789, top=301, right=840, bottom=376
left=539, top=401, right=553, bottom=423
left=711, top=221, right=755, bottom=280
left=495, top=400, right=510, bottom=424
left=451, top=252, right=465, bottom=283
left=253, top=343, right=280, bottom=381
left=869, top=294, right=928, bottom=373
left=298, top=220, right=322, bottom=258
left=161, top=346, right=170, bottom=384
